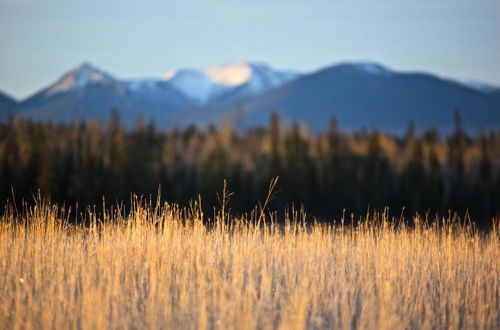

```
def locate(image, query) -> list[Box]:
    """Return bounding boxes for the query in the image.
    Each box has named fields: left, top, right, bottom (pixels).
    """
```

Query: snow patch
left=204, top=62, right=253, bottom=86
left=163, top=69, right=231, bottom=103
left=163, top=62, right=299, bottom=103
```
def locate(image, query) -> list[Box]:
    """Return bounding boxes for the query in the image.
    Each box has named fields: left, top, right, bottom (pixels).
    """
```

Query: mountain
left=14, top=62, right=297, bottom=127
left=5, top=61, right=500, bottom=132
left=0, top=91, right=17, bottom=121
left=181, top=62, right=500, bottom=133
left=18, top=63, right=127, bottom=122
left=463, top=80, right=500, bottom=94
left=163, top=62, right=299, bottom=104
left=16, top=63, right=195, bottom=126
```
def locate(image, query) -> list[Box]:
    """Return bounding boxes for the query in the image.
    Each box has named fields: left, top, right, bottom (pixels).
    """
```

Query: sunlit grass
left=0, top=198, right=499, bottom=329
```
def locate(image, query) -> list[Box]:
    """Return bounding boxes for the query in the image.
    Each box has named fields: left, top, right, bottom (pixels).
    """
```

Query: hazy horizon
left=1, top=0, right=499, bottom=99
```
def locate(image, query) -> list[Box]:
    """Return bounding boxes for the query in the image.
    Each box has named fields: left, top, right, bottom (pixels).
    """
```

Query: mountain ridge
left=162, top=62, right=300, bottom=104
left=179, top=62, right=500, bottom=132
left=2, top=61, right=500, bottom=132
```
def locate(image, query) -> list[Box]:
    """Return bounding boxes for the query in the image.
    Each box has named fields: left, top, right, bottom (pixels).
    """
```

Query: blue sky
left=1, top=0, right=499, bottom=99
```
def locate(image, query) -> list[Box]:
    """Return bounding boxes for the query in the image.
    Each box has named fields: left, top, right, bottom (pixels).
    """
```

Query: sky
left=1, top=0, right=499, bottom=100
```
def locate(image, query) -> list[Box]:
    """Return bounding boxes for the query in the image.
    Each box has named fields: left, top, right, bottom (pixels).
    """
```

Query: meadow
left=0, top=195, right=498, bottom=329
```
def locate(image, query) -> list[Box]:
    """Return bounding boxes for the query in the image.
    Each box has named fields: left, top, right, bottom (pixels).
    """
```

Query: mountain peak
left=10, top=60, right=500, bottom=132
left=45, top=62, right=116, bottom=97
left=331, top=62, right=394, bottom=77
left=66, top=62, right=109, bottom=79
left=355, top=62, right=392, bottom=74
left=73, top=61, right=95, bottom=71
left=163, top=62, right=299, bottom=103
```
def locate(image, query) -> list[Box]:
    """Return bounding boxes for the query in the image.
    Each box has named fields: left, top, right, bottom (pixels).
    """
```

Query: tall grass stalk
left=0, top=199, right=498, bottom=329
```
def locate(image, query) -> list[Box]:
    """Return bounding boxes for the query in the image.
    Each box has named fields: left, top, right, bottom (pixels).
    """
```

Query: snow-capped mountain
left=16, top=63, right=194, bottom=125
left=3, top=61, right=500, bottom=132
left=177, top=62, right=500, bottom=132
left=42, top=62, right=123, bottom=97
left=163, top=62, right=299, bottom=104
left=163, top=69, right=228, bottom=104
left=10, top=61, right=299, bottom=125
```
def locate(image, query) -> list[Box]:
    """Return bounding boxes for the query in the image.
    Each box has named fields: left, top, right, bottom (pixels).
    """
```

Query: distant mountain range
left=1, top=61, right=499, bottom=132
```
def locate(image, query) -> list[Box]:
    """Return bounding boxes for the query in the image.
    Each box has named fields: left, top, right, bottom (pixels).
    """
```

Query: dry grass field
left=0, top=198, right=499, bottom=329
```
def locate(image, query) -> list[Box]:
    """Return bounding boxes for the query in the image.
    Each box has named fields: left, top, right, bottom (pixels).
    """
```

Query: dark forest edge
left=1, top=112, right=499, bottom=228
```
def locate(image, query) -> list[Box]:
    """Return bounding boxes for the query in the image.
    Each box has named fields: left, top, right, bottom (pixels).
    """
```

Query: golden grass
left=0, top=200, right=499, bottom=330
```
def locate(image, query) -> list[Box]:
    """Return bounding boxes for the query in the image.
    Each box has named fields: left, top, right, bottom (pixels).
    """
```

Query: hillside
left=0, top=91, right=17, bottom=121
left=182, top=63, right=500, bottom=132
left=5, top=61, right=500, bottom=132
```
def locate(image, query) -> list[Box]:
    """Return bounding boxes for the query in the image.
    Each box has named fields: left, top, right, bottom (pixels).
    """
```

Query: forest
left=0, top=112, right=499, bottom=227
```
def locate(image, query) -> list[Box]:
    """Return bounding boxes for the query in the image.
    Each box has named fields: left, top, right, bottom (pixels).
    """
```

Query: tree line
left=0, top=112, right=499, bottom=227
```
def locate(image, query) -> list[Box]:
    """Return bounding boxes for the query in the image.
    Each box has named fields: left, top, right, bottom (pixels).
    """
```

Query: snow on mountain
left=44, top=62, right=123, bottom=97
left=12, top=61, right=299, bottom=126
left=238, top=63, right=299, bottom=93
left=204, top=62, right=253, bottom=86
left=342, top=62, right=394, bottom=76
left=178, top=62, right=500, bottom=133
left=17, top=63, right=193, bottom=125
left=323, top=62, right=396, bottom=78
left=6, top=60, right=500, bottom=132
left=163, top=69, right=229, bottom=103
left=163, top=62, right=300, bottom=104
